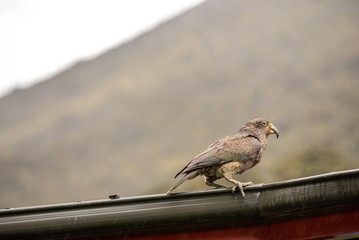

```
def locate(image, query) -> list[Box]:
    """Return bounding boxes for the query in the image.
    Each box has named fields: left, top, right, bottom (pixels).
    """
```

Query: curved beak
left=268, top=123, right=279, bottom=139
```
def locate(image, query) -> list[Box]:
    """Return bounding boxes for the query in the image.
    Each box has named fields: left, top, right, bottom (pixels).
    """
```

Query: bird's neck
left=239, top=126, right=268, bottom=150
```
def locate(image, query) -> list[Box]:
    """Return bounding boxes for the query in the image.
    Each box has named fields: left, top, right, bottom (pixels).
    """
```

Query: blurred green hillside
left=0, top=0, right=358, bottom=208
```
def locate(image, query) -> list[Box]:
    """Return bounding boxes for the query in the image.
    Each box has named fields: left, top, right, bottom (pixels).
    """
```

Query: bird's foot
left=231, top=181, right=253, bottom=198
left=205, top=177, right=226, bottom=189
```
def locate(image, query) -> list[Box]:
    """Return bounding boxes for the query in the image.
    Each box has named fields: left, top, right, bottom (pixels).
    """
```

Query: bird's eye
left=262, top=121, right=267, bottom=126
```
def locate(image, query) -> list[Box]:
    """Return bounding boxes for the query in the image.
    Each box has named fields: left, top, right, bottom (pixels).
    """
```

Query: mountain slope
left=1, top=0, right=358, bottom=207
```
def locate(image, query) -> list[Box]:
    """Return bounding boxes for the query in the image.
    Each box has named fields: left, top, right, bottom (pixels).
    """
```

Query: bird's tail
left=166, top=171, right=198, bottom=194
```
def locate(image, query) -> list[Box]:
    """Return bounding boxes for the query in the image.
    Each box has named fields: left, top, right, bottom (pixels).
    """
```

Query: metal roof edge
left=0, top=169, right=358, bottom=239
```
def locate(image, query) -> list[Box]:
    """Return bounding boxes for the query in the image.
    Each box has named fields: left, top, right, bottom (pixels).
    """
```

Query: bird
left=167, top=118, right=279, bottom=198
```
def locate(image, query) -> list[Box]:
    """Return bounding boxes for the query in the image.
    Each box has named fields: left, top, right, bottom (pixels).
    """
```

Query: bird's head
left=245, top=118, right=279, bottom=139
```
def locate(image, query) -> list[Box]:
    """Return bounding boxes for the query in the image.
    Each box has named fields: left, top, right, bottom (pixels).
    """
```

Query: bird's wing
left=174, top=132, right=261, bottom=178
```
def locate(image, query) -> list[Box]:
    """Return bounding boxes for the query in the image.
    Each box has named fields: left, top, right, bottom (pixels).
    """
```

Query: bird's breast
left=217, top=155, right=262, bottom=178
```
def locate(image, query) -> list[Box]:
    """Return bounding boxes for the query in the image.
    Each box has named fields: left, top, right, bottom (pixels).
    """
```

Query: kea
left=167, top=118, right=279, bottom=198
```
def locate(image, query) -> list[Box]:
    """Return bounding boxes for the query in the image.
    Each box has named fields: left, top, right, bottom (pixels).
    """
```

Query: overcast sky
left=0, top=0, right=204, bottom=97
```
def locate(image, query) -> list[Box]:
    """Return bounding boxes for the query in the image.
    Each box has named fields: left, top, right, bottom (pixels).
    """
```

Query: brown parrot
left=167, top=118, right=279, bottom=198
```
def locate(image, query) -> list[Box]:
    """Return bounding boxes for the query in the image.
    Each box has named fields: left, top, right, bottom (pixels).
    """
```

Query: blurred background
left=0, top=0, right=358, bottom=208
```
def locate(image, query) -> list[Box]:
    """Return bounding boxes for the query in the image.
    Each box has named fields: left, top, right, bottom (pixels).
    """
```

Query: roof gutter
left=0, top=169, right=358, bottom=239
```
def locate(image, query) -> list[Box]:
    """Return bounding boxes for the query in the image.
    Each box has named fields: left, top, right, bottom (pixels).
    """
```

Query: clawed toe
left=242, top=181, right=253, bottom=187
left=232, top=181, right=253, bottom=198
left=231, top=185, right=246, bottom=198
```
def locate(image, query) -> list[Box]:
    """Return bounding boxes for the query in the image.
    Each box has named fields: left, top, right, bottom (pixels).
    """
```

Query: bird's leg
left=204, top=176, right=225, bottom=189
left=224, top=174, right=253, bottom=198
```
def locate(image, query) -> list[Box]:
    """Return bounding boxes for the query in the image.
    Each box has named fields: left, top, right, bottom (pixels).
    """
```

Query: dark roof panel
left=0, top=169, right=358, bottom=239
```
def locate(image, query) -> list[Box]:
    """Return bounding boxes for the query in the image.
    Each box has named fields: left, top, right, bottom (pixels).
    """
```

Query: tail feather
left=166, top=171, right=198, bottom=194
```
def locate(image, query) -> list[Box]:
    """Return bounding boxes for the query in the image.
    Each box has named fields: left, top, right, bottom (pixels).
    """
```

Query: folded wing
left=174, top=132, right=260, bottom=178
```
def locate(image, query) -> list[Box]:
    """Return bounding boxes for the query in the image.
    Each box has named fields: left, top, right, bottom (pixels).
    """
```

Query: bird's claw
left=232, top=181, right=253, bottom=198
